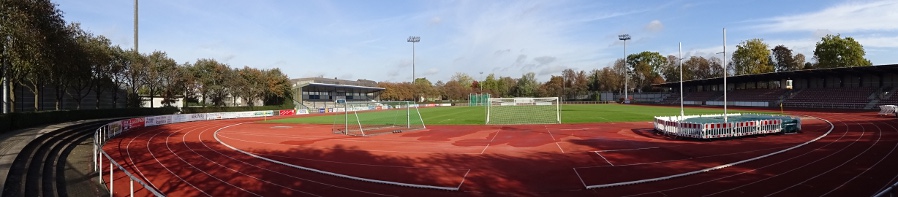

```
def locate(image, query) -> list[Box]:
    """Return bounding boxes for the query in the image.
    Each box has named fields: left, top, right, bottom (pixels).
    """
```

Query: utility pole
left=618, top=34, right=631, bottom=104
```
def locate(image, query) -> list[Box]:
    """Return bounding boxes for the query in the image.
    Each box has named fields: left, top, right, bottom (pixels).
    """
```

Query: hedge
left=180, top=105, right=294, bottom=114
left=0, top=107, right=179, bottom=135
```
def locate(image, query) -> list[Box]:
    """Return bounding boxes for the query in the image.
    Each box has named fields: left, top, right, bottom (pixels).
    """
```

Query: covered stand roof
left=292, top=77, right=384, bottom=93
left=655, top=64, right=898, bottom=88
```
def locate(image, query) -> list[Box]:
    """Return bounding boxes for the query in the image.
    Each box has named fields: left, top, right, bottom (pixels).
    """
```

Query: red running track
left=101, top=110, right=898, bottom=196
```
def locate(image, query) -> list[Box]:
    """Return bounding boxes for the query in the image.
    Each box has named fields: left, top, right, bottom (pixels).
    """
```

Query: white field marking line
left=165, top=128, right=263, bottom=196
left=573, top=168, right=587, bottom=188
left=197, top=124, right=394, bottom=197
left=585, top=116, right=834, bottom=190
left=214, top=123, right=464, bottom=191
left=619, top=116, right=843, bottom=197
left=766, top=117, right=882, bottom=196
left=215, top=133, right=482, bottom=154
left=182, top=126, right=322, bottom=197
left=824, top=118, right=898, bottom=196
left=457, top=169, right=472, bottom=189
left=696, top=116, right=856, bottom=197
left=480, top=129, right=502, bottom=155
left=144, top=124, right=212, bottom=196
left=592, top=146, right=659, bottom=153
left=593, top=152, right=614, bottom=166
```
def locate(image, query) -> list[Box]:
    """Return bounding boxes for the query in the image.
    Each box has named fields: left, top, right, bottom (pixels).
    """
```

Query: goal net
left=332, top=101, right=426, bottom=136
left=486, top=97, right=561, bottom=125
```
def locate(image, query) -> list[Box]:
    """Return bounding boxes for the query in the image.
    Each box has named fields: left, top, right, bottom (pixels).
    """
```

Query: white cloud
left=752, top=0, right=898, bottom=33
left=645, top=20, right=664, bottom=32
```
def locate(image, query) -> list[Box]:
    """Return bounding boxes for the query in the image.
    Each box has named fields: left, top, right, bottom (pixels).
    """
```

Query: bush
left=0, top=107, right=179, bottom=135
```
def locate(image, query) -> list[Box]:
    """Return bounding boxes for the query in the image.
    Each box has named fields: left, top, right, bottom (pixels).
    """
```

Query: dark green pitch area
left=265, top=104, right=774, bottom=125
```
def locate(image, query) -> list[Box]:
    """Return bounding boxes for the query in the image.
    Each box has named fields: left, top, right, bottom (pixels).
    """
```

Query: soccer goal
left=332, top=101, right=426, bottom=136
left=486, top=97, right=561, bottom=125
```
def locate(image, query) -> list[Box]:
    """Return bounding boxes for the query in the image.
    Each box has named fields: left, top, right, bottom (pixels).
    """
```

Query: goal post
left=332, top=101, right=426, bottom=136
left=486, top=97, right=561, bottom=125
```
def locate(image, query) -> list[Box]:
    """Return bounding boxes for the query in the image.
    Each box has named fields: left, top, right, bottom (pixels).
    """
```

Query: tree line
left=0, top=0, right=292, bottom=112
left=381, top=34, right=872, bottom=101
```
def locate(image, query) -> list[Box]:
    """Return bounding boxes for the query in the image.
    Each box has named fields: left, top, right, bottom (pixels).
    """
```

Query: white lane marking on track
left=480, top=130, right=501, bottom=154
left=198, top=123, right=395, bottom=196
left=165, top=128, right=263, bottom=196
left=457, top=169, right=472, bottom=189
left=593, top=152, right=614, bottom=166
left=765, top=118, right=882, bottom=196
left=214, top=123, right=465, bottom=191
left=182, top=126, right=322, bottom=197
left=613, top=115, right=836, bottom=197
left=592, top=146, right=659, bottom=153
left=216, top=132, right=483, bottom=154
left=556, top=142, right=566, bottom=153
left=573, top=168, right=588, bottom=188
left=143, top=124, right=213, bottom=196
left=822, top=119, right=898, bottom=196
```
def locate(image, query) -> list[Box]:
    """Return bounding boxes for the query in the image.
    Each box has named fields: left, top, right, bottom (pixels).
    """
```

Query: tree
left=414, top=78, right=438, bottom=101
left=732, top=38, right=774, bottom=75
left=540, top=75, right=564, bottom=98
left=481, top=74, right=498, bottom=96
left=660, top=55, right=680, bottom=82
left=772, top=45, right=797, bottom=72
left=626, top=51, right=667, bottom=92
left=261, top=68, right=292, bottom=105
left=814, top=34, right=872, bottom=68
left=1, top=0, right=69, bottom=111
left=514, top=72, right=539, bottom=97
left=793, top=53, right=806, bottom=71
left=450, top=72, right=475, bottom=91
left=497, top=76, right=516, bottom=97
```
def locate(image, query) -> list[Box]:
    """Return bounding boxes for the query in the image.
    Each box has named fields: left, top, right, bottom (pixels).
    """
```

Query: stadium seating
left=711, top=89, right=789, bottom=102
left=783, top=87, right=875, bottom=105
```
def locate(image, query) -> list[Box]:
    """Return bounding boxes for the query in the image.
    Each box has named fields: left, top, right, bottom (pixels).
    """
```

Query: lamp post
left=479, top=72, right=484, bottom=92
left=407, top=36, right=420, bottom=83
left=618, top=34, right=631, bottom=104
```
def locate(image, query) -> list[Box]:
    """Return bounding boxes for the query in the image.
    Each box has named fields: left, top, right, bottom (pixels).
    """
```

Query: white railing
left=705, top=101, right=770, bottom=107
left=653, top=113, right=795, bottom=139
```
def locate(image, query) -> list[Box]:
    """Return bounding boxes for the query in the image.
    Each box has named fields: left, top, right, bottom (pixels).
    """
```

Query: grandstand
left=291, top=77, right=385, bottom=111
left=651, top=64, right=898, bottom=110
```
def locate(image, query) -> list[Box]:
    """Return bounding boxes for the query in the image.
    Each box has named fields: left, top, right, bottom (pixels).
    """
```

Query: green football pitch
left=266, top=104, right=774, bottom=125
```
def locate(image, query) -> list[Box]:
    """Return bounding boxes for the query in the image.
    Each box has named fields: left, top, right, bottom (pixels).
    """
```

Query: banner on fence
left=279, top=109, right=295, bottom=116
left=297, top=109, right=310, bottom=115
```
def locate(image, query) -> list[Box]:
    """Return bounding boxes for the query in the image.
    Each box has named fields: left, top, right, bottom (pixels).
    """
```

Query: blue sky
left=58, top=0, right=898, bottom=82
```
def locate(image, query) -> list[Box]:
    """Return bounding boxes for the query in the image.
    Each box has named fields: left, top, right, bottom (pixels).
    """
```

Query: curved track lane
left=102, top=110, right=898, bottom=196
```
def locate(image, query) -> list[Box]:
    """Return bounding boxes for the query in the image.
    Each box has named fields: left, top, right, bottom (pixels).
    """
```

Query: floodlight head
left=407, top=36, right=420, bottom=42
left=618, top=34, right=631, bottom=41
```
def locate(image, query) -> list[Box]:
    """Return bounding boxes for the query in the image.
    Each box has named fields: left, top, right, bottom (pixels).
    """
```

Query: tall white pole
left=623, top=40, right=628, bottom=103
left=134, top=0, right=138, bottom=53
left=723, top=28, right=727, bottom=123
left=679, top=42, right=684, bottom=117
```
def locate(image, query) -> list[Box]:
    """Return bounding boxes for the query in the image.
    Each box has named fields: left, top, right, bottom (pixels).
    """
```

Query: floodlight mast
left=407, top=36, right=420, bottom=83
left=618, top=34, right=631, bottom=103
